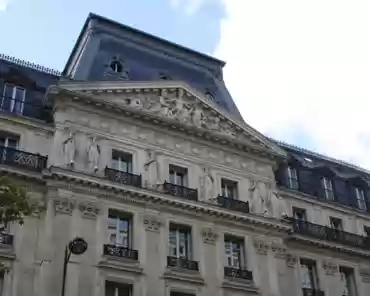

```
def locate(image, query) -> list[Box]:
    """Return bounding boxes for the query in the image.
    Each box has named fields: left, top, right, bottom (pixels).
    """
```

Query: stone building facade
left=0, top=13, right=369, bottom=296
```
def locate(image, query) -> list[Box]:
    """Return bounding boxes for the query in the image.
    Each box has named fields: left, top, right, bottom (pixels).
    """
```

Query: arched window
left=110, top=60, right=123, bottom=73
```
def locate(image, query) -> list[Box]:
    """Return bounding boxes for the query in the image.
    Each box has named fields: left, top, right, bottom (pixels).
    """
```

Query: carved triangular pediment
left=54, top=80, right=287, bottom=159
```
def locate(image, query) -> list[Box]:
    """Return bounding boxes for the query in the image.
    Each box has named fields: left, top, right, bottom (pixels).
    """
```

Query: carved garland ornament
left=254, top=239, right=270, bottom=255
left=201, top=227, right=218, bottom=244
left=143, top=214, right=162, bottom=232
left=286, top=254, right=297, bottom=268
left=53, top=198, right=75, bottom=215
left=322, top=261, right=338, bottom=276
left=78, top=201, right=100, bottom=219
left=271, top=243, right=287, bottom=259
left=359, top=268, right=370, bottom=283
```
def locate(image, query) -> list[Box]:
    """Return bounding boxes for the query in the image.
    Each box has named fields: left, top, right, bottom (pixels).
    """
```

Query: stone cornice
left=49, top=82, right=286, bottom=161
left=0, top=112, right=54, bottom=134
left=43, top=166, right=290, bottom=234
left=287, top=233, right=370, bottom=258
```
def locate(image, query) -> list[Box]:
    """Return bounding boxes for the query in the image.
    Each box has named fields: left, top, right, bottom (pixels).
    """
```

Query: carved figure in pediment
left=87, top=136, right=100, bottom=172
left=168, top=90, right=193, bottom=123
left=199, top=167, right=214, bottom=200
left=144, top=150, right=161, bottom=188
left=191, top=107, right=205, bottom=128
left=150, top=89, right=171, bottom=117
left=127, top=96, right=143, bottom=109
left=207, top=116, right=220, bottom=131
left=219, top=121, right=236, bottom=138
left=63, top=130, right=76, bottom=167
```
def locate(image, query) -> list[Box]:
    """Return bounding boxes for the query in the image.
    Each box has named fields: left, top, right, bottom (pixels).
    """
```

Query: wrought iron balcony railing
left=302, top=288, right=325, bottom=296
left=103, top=244, right=139, bottom=261
left=0, top=96, right=53, bottom=122
left=0, top=232, right=13, bottom=247
left=105, top=167, right=142, bottom=188
left=0, top=146, right=47, bottom=172
left=163, top=182, right=198, bottom=201
left=167, top=256, right=199, bottom=271
left=217, top=196, right=250, bottom=213
left=224, top=266, right=253, bottom=281
left=292, top=219, right=370, bottom=250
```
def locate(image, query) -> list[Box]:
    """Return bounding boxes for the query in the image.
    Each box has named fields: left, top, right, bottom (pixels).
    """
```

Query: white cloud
left=215, top=0, right=370, bottom=169
left=169, top=0, right=209, bottom=16
left=0, top=0, right=10, bottom=11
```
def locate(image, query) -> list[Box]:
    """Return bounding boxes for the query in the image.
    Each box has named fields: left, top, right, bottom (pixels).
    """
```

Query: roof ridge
left=270, top=137, right=370, bottom=175
left=0, top=53, right=61, bottom=76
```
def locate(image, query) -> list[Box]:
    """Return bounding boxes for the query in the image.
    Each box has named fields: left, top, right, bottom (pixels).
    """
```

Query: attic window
left=204, top=90, right=215, bottom=100
left=159, top=72, right=172, bottom=80
left=110, top=61, right=123, bottom=73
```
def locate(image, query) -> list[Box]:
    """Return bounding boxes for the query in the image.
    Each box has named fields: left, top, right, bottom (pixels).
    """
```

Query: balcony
left=163, top=182, right=198, bottom=201
left=167, top=256, right=199, bottom=271
left=0, top=232, right=13, bottom=247
left=105, top=167, right=142, bottom=188
left=291, top=219, right=370, bottom=250
left=217, top=196, right=250, bottom=213
left=224, top=266, right=253, bottom=281
left=103, top=244, right=139, bottom=261
left=0, top=146, right=47, bottom=172
left=302, top=288, right=325, bottom=296
left=0, top=96, right=53, bottom=122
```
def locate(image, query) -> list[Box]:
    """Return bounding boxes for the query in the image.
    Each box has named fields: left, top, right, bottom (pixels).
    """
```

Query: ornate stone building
left=0, top=13, right=369, bottom=296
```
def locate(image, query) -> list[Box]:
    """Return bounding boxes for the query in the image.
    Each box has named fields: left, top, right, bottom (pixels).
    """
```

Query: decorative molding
left=78, top=201, right=100, bottom=219
left=322, top=261, right=338, bottom=276
left=201, top=227, right=218, bottom=244
left=286, top=253, right=297, bottom=268
left=143, top=214, right=162, bottom=232
left=271, top=243, right=287, bottom=259
left=253, top=239, right=270, bottom=255
left=53, top=198, right=75, bottom=215
left=359, top=268, right=370, bottom=283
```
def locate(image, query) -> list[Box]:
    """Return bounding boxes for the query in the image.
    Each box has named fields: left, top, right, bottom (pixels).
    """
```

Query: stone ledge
left=97, top=257, right=143, bottom=275
left=163, top=268, right=205, bottom=285
left=222, top=278, right=259, bottom=293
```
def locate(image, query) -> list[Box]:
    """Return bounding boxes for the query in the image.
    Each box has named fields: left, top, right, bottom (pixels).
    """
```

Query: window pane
left=7, top=138, right=17, bottom=148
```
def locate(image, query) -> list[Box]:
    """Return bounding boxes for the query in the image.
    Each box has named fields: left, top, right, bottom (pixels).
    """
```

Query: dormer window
left=287, top=166, right=299, bottom=190
left=159, top=72, right=172, bottom=80
left=321, top=177, right=334, bottom=201
left=110, top=60, right=123, bottom=73
left=355, top=187, right=367, bottom=211
left=204, top=89, right=215, bottom=100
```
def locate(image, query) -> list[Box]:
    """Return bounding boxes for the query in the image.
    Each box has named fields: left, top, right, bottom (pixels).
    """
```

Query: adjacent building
left=0, top=13, right=369, bottom=296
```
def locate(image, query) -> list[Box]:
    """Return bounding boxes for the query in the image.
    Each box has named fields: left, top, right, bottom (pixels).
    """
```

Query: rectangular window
left=169, top=224, right=191, bottom=259
left=169, top=165, right=188, bottom=187
left=287, top=166, right=299, bottom=190
left=330, top=217, right=343, bottom=231
left=0, top=134, right=18, bottom=149
left=1, top=83, right=26, bottom=114
left=105, top=281, right=132, bottom=296
left=293, top=207, right=307, bottom=221
left=0, top=271, right=3, bottom=296
left=321, top=177, right=335, bottom=201
left=107, top=210, right=132, bottom=248
left=300, top=259, right=319, bottom=290
left=364, top=226, right=370, bottom=237
left=111, top=150, right=133, bottom=173
left=224, top=236, right=245, bottom=269
left=355, top=187, right=367, bottom=211
left=339, top=267, right=357, bottom=296
left=221, top=179, right=238, bottom=199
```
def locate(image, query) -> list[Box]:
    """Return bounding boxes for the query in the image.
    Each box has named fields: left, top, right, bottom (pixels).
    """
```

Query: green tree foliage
left=0, top=177, right=34, bottom=230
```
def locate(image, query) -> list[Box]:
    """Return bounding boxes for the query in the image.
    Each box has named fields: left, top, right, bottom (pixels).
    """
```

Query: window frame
left=224, top=235, right=246, bottom=269
left=111, top=150, right=133, bottom=173
left=169, top=223, right=192, bottom=259
left=287, top=166, right=299, bottom=190
left=292, top=207, right=307, bottom=221
left=2, top=83, right=26, bottom=114
left=107, top=210, right=133, bottom=248
left=221, top=178, right=238, bottom=199
left=321, top=176, right=335, bottom=201
left=329, top=217, right=343, bottom=231
left=339, top=267, right=357, bottom=296
left=299, top=259, right=319, bottom=290
left=169, top=164, right=188, bottom=187
left=105, top=281, right=132, bottom=296
left=355, top=187, right=367, bottom=211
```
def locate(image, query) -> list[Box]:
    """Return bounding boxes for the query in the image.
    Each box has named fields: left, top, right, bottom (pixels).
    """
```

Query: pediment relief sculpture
left=53, top=81, right=286, bottom=159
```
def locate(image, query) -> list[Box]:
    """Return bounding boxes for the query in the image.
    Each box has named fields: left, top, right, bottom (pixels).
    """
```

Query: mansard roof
left=62, top=13, right=244, bottom=121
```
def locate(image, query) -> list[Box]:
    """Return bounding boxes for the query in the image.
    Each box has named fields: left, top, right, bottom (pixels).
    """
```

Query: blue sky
left=0, top=0, right=223, bottom=70
left=1, top=0, right=370, bottom=170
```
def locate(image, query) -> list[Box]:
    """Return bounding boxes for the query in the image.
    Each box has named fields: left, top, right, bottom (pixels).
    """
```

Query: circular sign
left=68, top=237, right=88, bottom=255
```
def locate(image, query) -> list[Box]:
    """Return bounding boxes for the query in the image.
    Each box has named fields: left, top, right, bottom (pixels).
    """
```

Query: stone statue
left=87, top=136, right=100, bottom=172
left=150, top=89, right=171, bottom=117
left=168, top=91, right=192, bottom=122
left=199, top=167, right=214, bottom=200
left=271, top=190, right=288, bottom=219
left=63, top=130, right=76, bottom=167
left=250, top=181, right=271, bottom=216
left=128, top=96, right=143, bottom=109
left=191, top=108, right=204, bottom=128
left=208, top=116, right=220, bottom=131
left=144, top=150, right=160, bottom=188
